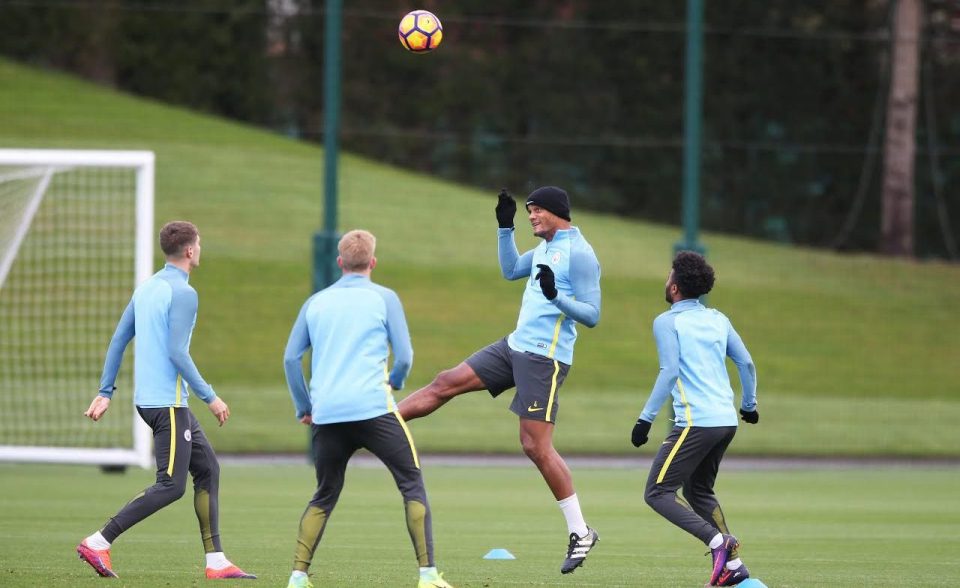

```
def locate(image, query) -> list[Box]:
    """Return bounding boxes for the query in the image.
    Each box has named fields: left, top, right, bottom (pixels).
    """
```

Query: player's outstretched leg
left=76, top=536, right=118, bottom=578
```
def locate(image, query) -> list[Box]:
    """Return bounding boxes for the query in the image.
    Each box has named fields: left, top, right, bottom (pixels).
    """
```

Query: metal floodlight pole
left=313, top=0, right=343, bottom=293
left=675, top=0, right=707, bottom=257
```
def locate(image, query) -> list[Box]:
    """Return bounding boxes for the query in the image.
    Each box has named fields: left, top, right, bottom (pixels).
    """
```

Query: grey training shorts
left=464, top=337, right=571, bottom=423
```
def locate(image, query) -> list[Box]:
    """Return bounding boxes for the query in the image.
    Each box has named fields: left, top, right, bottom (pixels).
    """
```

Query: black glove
left=534, top=263, right=558, bottom=300
left=495, top=188, right=516, bottom=228
left=740, top=408, right=759, bottom=424
left=631, top=419, right=652, bottom=447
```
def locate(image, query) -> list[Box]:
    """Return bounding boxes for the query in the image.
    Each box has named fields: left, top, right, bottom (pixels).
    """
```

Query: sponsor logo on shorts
left=527, top=402, right=545, bottom=413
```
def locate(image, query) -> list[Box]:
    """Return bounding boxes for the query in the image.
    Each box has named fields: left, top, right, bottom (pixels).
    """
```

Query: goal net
left=0, top=149, right=154, bottom=468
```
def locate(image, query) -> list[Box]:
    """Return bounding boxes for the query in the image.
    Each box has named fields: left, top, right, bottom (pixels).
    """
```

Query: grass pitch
left=2, top=58, right=959, bottom=456
left=1, top=462, right=958, bottom=587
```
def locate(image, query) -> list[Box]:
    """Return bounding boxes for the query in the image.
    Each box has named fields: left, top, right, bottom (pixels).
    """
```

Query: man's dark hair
left=159, top=221, right=198, bottom=257
left=672, top=251, right=715, bottom=299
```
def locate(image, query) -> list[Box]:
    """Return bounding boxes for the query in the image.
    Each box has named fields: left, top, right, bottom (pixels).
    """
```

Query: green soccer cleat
left=418, top=570, right=454, bottom=588
left=286, top=573, right=314, bottom=588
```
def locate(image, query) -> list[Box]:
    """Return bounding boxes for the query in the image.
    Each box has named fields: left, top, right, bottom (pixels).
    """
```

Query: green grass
left=2, top=58, right=960, bottom=455
left=1, top=462, right=958, bottom=587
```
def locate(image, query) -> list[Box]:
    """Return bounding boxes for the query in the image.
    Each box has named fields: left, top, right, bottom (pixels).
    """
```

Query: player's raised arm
left=496, top=189, right=534, bottom=280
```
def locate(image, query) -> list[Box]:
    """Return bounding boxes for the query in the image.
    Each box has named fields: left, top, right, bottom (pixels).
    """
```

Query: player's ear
left=369, top=257, right=377, bottom=271
left=336, top=256, right=344, bottom=269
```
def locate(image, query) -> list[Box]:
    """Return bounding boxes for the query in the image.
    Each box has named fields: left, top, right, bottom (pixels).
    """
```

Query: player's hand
left=208, top=398, right=230, bottom=426
left=739, top=408, right=759, bottom=424
left=300, top=414, right=313, bottom=425
left=496, top=188, right=516, bottom=228
left=631, top=418, right=652, bottom=447
left=535, top=263, right=558, bottom=300
left=84, top=396, right=111, bottom=421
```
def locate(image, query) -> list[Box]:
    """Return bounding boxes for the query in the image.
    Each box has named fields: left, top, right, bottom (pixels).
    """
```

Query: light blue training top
left=498, top=226, right=602, bottom=365
left=639, top=298, right=757, bottom=428
left=283, top=273, right=413, bottom=425
left=98, top=263, right=216, bottom=408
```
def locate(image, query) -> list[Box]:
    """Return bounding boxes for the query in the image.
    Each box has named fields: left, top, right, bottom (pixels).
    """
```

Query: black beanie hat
left=525, top=186, right=571, bottom=221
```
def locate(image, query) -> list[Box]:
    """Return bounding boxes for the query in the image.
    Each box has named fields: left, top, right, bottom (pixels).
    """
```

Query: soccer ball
left=398, top=10, right=443, bottom=53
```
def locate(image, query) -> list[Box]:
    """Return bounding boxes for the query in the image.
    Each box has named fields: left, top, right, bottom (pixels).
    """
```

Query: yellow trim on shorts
left=655, top=379, right=694, bottom=484
left=166, top=407, right=177, bottom=476
left=175, top=374, right=182, bottom=406
left=544, top=360, right=560, bottom=423
left=394, top=411, right=420, bottom=469
left=547, top=315, right=564, bottom=358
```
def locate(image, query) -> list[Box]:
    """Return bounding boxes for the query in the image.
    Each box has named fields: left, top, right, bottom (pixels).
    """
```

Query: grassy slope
left=2, top=58, right=959, bottom=455
left=1, top=463, right=959, bottom=587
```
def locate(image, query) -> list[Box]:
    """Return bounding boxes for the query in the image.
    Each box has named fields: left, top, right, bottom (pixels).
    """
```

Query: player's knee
left=157, top=477, right=187, bottom=502
left=520, top=435, right=547, bottom=462
left=644, top=484, right=665, bottom=507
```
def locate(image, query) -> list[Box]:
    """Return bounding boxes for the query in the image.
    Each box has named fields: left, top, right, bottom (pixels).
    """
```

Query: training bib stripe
left=547, top=314, right=564, bottom=358
left=678, top=379, right=694, bottom=427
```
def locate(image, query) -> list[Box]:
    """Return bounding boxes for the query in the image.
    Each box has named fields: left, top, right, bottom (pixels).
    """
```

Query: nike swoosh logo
left=527, top=406, right=545, bottom=412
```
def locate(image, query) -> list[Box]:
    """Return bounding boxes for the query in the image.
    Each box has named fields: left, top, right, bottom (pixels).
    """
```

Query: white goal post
left=0, top=149, right=154, bottom=468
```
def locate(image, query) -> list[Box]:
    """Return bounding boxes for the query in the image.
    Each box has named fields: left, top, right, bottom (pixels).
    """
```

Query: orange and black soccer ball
left=398, top=10, right=443, bottom=53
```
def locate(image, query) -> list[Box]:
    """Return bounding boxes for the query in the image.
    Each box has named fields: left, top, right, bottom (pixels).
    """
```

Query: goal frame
left=0, top=149, right=155, bottom=468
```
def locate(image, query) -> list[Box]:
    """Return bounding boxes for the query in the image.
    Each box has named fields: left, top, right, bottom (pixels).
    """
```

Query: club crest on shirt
left=551, top=251, right=562, bottom=264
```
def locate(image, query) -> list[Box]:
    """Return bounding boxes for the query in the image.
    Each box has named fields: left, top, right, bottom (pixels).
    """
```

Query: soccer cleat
left=286, top=574, right=314, bottom=588
left=418, top=570, right=455, bottom=588
left=77, top=541, right=118, bottom=578
left=707, top=534, right=739, bottom=586
left=716, top=562, right=750, bottom=586
left=560, top=526, right=599, bottom=574
left=205, top=564, right=257, bottom=579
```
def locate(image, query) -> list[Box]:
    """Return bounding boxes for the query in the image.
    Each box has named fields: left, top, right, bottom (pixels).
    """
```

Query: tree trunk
left=880, top=0, right=922, bottom=257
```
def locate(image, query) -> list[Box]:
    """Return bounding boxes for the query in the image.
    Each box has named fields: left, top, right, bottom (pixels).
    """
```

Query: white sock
left=708, top=533, right=723, bottom=549
left=84, top=531, right=110, bottom=550
left=419, top=566, right=438, bottom=579
left=557, top=493, right=589, bottom=537
left=205, top=552, right=230, bottom=569
left=726, top=558, right=742, bottom=570
left=291, top=570, right=307, bottom=579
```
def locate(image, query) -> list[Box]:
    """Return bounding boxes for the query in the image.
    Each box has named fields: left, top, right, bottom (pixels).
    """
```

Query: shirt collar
left=163, top=263, right=189, bottom=281
left=337, top=273, right=371, bottom=284
left=549, top=226, right=579, bottom=242
left=671, top=298, right=703, bottom=310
